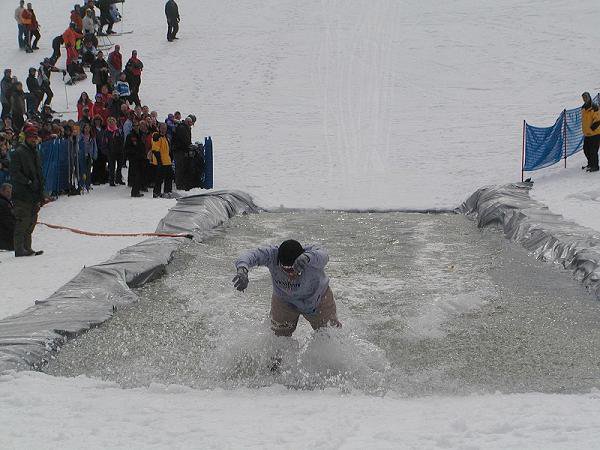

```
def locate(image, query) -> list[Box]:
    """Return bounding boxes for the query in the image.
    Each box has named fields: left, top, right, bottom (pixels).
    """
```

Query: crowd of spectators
left=1, top=0, right=205, bottom=200
left=1, top=0, right=204, bottom=257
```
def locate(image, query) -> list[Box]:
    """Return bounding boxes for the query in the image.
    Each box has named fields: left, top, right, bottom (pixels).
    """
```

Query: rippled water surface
left=45, top=212, right=600, bottom=395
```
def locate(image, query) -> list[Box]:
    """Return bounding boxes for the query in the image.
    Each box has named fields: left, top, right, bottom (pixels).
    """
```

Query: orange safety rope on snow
left=37, top=221, right=193, bottom=239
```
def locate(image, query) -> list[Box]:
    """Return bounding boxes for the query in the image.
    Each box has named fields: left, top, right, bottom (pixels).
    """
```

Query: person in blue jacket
left=233, top=239, right=342, bottom=336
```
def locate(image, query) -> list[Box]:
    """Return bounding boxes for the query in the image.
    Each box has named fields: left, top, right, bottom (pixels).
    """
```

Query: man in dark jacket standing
left=173, top=115, right=194, bottom=190
left=9, top=124, right=44, bottom=256
left=165, top=0, right=180, bottom=42
left=1, top=69, right=13, bottom=119
left=124, top=125, right=146, bottom=197
left=0, top=183, right=16, bottom=251
left=26, top=67, right=41, bottom=115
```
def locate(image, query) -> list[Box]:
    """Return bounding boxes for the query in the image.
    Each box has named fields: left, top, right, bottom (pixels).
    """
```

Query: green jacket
left=9, top=141, right=45, bottom=203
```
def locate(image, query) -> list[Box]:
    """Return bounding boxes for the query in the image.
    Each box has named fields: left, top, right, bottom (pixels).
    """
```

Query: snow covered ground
left=3, top=0, right=600, bottom=448
left=4, top=371, right=600, bottom=449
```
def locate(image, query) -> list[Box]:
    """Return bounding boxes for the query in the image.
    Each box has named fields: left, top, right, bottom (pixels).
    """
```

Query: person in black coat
left=165, top=0, right=180, bottom=42
left=90, top=51, right=110, bottom=94
left=0, top=183, right=15, bottom=251
left=26, top=67, right=41, bottom=114
left=1, top=69, right=13, bottom=120
left=10, top=81, right=26, bottom=132
left=173, top=115, right=196, bottom=189
left=124, top=126, right=146, bottom=197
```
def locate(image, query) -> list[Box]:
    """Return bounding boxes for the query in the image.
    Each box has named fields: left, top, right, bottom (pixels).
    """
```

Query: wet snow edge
left=458, top=182, right=600, bottom=298
left=0, top=190, right=258, bottom=372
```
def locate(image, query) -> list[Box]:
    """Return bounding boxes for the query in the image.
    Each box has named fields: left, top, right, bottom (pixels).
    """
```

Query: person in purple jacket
left=233, top=239, right=342, bottom=336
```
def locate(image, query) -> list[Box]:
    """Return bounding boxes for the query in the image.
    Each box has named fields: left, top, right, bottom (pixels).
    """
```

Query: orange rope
left=37, top=221, right=193, bottom=239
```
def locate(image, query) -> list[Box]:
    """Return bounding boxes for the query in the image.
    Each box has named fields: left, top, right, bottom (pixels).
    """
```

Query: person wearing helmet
left=233, top=239, right=342, bottom=336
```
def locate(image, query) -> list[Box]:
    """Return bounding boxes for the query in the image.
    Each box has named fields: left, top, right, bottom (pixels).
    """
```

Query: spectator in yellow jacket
left=581, top=92, right=600, bottom=172
left=151, top=122, right=173, bottom=198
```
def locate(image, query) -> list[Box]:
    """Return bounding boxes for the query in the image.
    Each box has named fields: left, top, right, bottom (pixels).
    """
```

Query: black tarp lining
left=0, top=190, right=259, bottom=372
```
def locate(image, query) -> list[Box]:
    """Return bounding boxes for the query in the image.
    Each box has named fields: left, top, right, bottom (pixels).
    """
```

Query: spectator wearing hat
left=0, top=183, right=16, bottom=251
left=9, top=124, right=44, bottom=256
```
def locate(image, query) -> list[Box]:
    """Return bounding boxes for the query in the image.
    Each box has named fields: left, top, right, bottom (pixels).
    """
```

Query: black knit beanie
left=277, top=240, right=304, bottom=266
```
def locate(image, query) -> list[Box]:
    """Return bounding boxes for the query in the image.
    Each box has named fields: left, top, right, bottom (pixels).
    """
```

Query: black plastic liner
left=458, top=182, right=600, bottom=299
left=0, top=190, right=258, bottom=372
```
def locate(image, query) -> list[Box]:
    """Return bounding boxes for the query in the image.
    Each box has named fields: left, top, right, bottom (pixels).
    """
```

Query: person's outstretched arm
left=232, top=246, right=277, bottom=292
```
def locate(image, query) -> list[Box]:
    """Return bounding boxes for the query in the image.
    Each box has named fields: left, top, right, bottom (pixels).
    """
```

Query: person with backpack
left=98, top=0, right=124, bottom=35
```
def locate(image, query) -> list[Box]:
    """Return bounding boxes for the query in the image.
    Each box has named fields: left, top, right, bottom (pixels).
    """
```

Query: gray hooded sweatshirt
left=235, top=244, right=330, bottom=314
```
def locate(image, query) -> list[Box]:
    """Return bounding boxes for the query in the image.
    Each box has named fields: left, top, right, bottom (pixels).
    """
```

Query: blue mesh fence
left=524, top=94, right=599, bottom=172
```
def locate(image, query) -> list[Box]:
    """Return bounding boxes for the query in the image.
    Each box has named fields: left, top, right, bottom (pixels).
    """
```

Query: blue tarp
left=39, top=139, right=72, bottom=195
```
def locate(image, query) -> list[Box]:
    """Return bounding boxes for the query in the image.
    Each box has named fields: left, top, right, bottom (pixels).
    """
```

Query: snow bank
left=0, top=191, right=257, bottom=372
left=459, top=182, right=600, bottom=299
left=2, top=370, right=600, bottom=449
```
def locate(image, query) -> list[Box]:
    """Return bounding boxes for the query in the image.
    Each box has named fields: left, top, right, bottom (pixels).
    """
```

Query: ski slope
left=3, top=0, right=600, bottom=448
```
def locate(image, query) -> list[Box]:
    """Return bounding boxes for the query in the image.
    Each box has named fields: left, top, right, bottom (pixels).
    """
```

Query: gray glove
left=232, top=267, right=249, bottom=291
left=292, top=253, right=310, bottom=275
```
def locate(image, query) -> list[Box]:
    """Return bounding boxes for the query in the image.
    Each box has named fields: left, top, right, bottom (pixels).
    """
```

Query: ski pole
left=64, top=81, right=69, bottom=110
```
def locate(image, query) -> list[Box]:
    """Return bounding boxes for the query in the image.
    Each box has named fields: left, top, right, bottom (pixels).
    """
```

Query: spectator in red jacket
left=108, top=44, right=122, bottom=85
left=26, top=3, right=41, bottom=50
left=125, top=50, right=143, bottom=107
left=93, top=94, right=109, bottom=123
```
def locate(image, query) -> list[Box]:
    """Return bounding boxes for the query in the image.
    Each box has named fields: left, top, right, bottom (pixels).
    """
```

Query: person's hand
left=292, top=253, right=310, bottom=275
left=232, top=267, right=249, bottom=291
